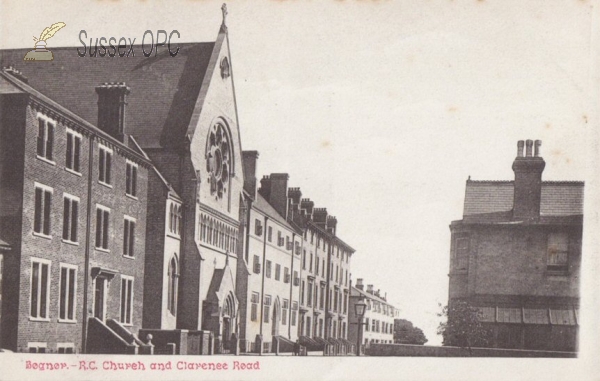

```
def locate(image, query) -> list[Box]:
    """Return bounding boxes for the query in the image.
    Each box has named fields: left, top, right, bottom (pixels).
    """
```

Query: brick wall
left=449, top=225, right=581, bottom=299
left=141, top=169, right=168, bottom=329
left=6, top=101, right=149, bottom=352
left=0, top=93, right=27, bottom=350
left=366, top=343, right=576, bottom=357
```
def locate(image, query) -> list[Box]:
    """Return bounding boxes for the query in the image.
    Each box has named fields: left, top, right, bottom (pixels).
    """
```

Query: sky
left=0, top=0, right=595, bottom=347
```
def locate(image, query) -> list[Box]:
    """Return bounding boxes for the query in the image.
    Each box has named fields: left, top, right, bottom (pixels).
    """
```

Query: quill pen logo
left=24, top=22, right=66, bottom=61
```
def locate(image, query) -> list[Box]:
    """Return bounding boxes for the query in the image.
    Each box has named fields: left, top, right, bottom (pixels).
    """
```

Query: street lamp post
left=354, top=298, right=367, bottom=356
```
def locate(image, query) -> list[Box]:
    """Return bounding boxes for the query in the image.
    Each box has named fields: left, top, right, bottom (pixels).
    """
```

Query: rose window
left=206, top=123, right=231, bottom=200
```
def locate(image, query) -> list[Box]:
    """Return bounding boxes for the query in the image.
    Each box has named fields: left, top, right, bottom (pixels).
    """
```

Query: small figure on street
left=293, top=339, right=300, bottom=356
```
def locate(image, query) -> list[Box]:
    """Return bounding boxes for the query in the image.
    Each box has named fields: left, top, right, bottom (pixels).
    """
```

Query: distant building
left=447, top=140, right=583, bottom=351
left=348, top=279, right=400, bottom=346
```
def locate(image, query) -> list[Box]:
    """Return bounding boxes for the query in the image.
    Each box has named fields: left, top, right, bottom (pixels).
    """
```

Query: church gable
left=188, top=24, right=244, bottom=221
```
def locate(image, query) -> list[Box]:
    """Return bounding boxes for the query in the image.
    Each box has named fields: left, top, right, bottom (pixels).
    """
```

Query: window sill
left=126, top=194, right=138, bottom=201
left=546, top=270, right=569, bottom=278
left=122, top=255, right=135, bottom=260
left=62, top=239, right=79, bottom=246
left=167, top=233, right=181, bottom=240
left=32, top=232, right=52, bottom=240
left=57, top=319, right=77, bottom=324
left=29, top=317, right=50, bottom=322
left=36, top=156, right=56, bottom=166
left=98, top=181, right=113, bottom=189
left=95, top=247, right=110, bottom=253
left=65, top=167, right=82, bottom=177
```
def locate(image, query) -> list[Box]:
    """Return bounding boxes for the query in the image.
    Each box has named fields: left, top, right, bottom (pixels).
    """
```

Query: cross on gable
left=221, top=3, right=228, bottom=26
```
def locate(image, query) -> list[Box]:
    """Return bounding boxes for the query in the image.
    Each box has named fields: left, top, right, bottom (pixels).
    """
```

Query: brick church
left=0, top=6, right=358, bottom=355
left=0, top=9, right=244, bottom=353
left=448, top=140, right=583, bottom=351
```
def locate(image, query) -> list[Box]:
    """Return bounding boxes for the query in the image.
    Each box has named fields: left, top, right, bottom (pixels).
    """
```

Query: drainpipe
left=258, top=215, right=268, bottom=354
left=81, top=134, right=95, bottom=353
left=288, top=233, right=296, bottom=338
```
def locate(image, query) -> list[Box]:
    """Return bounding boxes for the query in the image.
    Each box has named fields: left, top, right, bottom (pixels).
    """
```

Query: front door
left=93, top=278, right=107, bottom=321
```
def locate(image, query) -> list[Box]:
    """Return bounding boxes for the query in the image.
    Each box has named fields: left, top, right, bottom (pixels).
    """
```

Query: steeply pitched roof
left=0, top=43, right=215, bottom=148
left=463, top=180, right=584, bottom=218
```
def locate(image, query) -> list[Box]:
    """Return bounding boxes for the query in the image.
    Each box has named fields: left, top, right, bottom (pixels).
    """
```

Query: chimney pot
left=356, top=278, right=364, bottom=290
left=517, top=140, right=524, bottom=157
left=534, top=140, right=542, bottom=157
left=525, top=139, right=533, bottom=157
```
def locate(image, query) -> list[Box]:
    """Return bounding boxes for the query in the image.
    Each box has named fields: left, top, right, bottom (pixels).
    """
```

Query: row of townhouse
left=0, top=13, right=370, bottom=355
left=348, top=279, right=400, bottom=346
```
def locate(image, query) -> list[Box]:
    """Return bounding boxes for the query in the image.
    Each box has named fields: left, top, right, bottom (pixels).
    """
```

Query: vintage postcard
left=0, top=0, right=598, bottom=380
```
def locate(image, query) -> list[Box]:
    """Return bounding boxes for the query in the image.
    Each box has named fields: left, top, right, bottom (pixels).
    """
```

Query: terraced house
left=236, top=156, right=303, bottom=353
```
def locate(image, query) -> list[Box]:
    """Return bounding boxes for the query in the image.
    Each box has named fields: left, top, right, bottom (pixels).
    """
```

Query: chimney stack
left=287, top=187, right=302, bottom=222
left=258, top=173, right=289, bottom=219
left=367, top=284, right=374, bottom=294
left=300, top=198, right=314, bottom=220
left=512, top=139, right=545, bottom=220
left=356, top=278, right=364, bottom=291
left=313, top=208, right=328, bottom=229
left=95, top=82, right=130, bottom=142
left=242, top=151, right=259, bottom=199
left=326, top=216, right=338, bottom=235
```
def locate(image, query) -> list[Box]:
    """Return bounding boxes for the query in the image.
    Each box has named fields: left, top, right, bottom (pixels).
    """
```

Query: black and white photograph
left=0, top=0, right=598, bottom=380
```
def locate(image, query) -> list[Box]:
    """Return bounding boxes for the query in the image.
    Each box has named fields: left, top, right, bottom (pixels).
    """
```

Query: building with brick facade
left=0, top=69, right=151, bottom=353
left=447, top=140, right=583, bottom=352
left=348, top=279, right=399, bottom=347
left=0, top=17, right=244, bottom=354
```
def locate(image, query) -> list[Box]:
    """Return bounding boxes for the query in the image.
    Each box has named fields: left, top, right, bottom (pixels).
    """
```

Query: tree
left=437, top=300, right=493, bottom=354
left=394, top=319, right=428, bottom=345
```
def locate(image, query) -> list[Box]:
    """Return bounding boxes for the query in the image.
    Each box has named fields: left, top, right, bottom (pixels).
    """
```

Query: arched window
left=208, top=220, right=213, bottom=245
left=213, top=221, right=218, bottom=245
left=176, top=205, right=182, bottom=235
left=169, top=204, right=174, bottom=233
left=200, top=216, right=205, bottom=242
left=167, top=255, right=178, bottom=315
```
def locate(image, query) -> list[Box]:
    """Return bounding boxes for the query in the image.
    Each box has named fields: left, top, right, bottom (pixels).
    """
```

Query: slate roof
left=253, top=193, right=298, bottom=233
left=0, top=75, right=24, bottom=94
left=462, top=180, right=584, bottom=222
left=0, top=71, right=152, bottom=166
left=0, top=43, right=215, bottom=148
